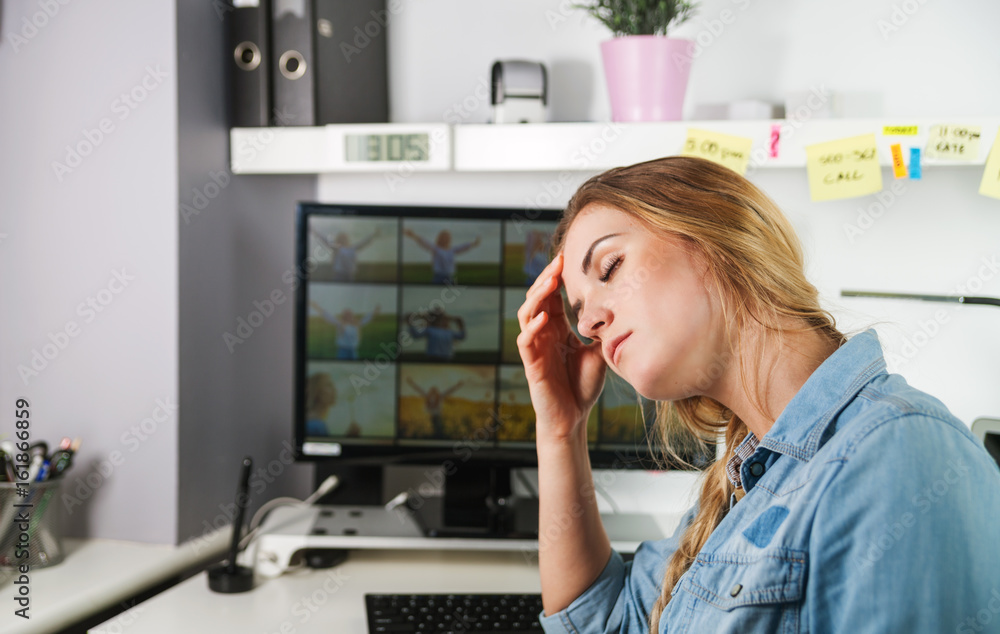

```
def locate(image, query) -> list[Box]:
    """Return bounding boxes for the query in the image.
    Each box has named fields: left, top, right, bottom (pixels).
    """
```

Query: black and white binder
left=313, top=0, right=389, bottom=124
left=227, top=0, right=271, bottom=127
left=271, top=0, right=315, bottom=126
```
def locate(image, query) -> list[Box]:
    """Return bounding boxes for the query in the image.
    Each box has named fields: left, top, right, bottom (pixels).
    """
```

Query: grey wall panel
left=176, top=0, right=316, bottom=544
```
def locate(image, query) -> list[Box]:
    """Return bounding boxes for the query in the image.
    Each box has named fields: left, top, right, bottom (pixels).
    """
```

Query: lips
left=605, top=332, right=631, bottom=366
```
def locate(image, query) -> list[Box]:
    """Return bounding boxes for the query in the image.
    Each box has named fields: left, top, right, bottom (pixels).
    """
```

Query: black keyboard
left=365, top=593, right=544, bottom=633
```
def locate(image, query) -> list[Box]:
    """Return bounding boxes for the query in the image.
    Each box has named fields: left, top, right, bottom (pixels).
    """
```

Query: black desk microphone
left=208, top=456, right=255, bottom=593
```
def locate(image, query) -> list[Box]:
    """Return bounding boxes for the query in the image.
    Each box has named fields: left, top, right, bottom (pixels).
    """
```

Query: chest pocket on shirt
left=676, top=547, right=807, bottom=634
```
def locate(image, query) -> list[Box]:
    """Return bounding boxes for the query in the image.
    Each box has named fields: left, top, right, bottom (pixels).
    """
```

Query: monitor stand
left=247, top=464, right=680, bottom=576
left=314, top=462, right=539, bottom=539
left=412, top=465, right=538, bottom=540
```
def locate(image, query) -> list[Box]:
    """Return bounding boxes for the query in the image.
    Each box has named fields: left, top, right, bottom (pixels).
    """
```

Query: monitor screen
left=292, top=202, right=713, bottom=471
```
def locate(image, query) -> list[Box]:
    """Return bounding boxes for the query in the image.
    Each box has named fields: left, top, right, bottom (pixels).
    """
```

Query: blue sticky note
left=909, top=147, right=922, bottom=180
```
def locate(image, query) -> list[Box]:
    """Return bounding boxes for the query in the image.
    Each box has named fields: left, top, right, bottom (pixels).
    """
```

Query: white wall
left=387, top=0, right=1000, bottom=123
left=319, top=0, right=1000, bottom=514
left=0, top=1, right=179, bottom=542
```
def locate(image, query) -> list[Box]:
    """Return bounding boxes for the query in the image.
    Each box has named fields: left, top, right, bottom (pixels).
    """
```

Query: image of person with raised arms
left=407, top=307, right=465, bottom=360
left=310, top=301, right=380, bottom=360
left=517, top=156, right=1000, bottom=633
left=405, top=376, right=465, bottom=439
left=311, top=226, right=381, bottom=282
left=522, top=229, right=552, bottom=286
left=404, top=228, right=480, bottom=284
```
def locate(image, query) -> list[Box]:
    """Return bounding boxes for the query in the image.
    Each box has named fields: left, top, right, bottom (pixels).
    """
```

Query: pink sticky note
left=769, top=124, right=781, bottom=158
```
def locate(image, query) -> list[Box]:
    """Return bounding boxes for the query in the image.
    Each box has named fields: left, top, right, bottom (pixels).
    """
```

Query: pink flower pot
left=600, top=36, right=695, bottom=122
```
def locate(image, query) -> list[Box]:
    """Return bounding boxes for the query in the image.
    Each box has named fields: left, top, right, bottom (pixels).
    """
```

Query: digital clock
left=345, top=133, right=431, bottom=163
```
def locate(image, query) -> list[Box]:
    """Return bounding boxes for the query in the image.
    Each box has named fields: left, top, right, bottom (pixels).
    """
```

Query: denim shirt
left=539, top=330, right=1000, bottom=634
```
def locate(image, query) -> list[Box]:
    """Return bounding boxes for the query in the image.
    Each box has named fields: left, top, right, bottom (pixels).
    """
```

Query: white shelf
left=230, top=119, right=998, bottom=174
left=230, top=123, right=451, bottom=174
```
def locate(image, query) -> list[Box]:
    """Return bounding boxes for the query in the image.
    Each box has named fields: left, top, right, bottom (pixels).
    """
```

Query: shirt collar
left=757, top=328, right=887, bottom=463
left=725, top=432, right=759, bottom=489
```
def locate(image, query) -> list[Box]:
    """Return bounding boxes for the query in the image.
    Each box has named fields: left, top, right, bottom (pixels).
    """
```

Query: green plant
left=577, top=0, right=699, bottom=36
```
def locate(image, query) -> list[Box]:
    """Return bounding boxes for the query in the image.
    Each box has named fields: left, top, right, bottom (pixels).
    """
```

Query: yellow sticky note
left=805, top=134, right=883, bottom=202
left=925, top=124, right=981, bottom=161
left=681, top=129, right=753, bottom=176
left=883, top=126, right=919, bottom=136
left=979, top=129, right=1000, bottom=200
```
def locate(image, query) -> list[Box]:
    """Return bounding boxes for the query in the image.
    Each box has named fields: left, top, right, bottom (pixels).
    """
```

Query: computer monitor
left=971, top=418, right=1000, bottom=471
left=292, top=202, right=712, bottom=537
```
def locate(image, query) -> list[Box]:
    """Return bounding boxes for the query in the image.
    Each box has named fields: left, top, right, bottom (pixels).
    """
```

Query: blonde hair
left=552, top=156, right=845, bottom=632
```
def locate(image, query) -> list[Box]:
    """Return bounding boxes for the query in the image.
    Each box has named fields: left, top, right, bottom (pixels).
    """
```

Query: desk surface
left=0, top=532, right=227, bottom=634
left=91, top=548, right=544, bottom=633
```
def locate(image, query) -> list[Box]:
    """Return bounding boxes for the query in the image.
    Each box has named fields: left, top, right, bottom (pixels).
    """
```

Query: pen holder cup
left=0, top=480, right=65, bottom=569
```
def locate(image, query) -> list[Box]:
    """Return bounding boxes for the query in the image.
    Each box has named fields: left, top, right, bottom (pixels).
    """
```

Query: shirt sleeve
left=539, top=504, right=699, bottom=634
left=808, top=412, right=1000, bottom=633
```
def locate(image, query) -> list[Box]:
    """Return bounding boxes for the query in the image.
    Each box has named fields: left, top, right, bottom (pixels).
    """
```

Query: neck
left=708, top=325, right=839, bottom=441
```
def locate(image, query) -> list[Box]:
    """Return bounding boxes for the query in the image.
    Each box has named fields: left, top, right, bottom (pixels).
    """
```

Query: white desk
left=90, top=549, right=543, bottom=633
left=0, top=532, right=228, bottom=634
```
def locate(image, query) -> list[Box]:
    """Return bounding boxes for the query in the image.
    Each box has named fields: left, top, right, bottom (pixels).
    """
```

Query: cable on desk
left=238, top=475, right=340, bottom=550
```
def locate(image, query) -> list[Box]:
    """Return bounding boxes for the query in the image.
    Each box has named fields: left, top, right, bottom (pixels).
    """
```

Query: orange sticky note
left=890, top=143, right=908, bottom=179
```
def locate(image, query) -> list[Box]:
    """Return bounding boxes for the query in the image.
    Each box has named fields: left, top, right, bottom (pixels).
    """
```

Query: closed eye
left=599, top=254, right=622, bottom=283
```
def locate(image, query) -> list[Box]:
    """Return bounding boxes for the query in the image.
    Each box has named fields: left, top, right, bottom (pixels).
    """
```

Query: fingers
left=517, top=274, right=557, bottom=323
left=519, top=311, right=548, bottom=340
left=515, top=311, right=549, bottom=360
left=517, top=253, right=565, bottom=327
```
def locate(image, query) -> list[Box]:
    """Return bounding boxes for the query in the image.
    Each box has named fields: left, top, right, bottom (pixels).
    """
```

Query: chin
left=618, top=365, right=662, bottom=401
left=623, top=363, right=697, bottom=403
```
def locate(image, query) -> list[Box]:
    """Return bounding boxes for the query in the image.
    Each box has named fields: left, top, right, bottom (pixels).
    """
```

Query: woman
left=517, top=156, right=1000, bottom=633
left=404, top=228, right=482, bottom=284
left=309, top=301, right=380, bottom=360
left=304, top=372, right=337, bottom=436
left=310, top=227, right=381, bottom=282
left=405, top=376, right=465, bottom=438
left=407, top=307, right=467, bottom=360
left=523, top=229, right=553, bottom=286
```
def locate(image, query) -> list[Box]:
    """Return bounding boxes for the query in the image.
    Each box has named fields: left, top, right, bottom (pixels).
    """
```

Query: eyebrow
left=570, top=233, right=620, bottom=320
left=582, top=233, right=619, bottom=275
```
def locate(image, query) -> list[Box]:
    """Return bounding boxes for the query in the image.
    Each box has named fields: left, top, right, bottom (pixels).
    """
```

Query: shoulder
left=821, top=372, right=981, bottom=465
left=804, top=376, right=1000, bottom=628
left=813, top=371, right=1000, bottom=523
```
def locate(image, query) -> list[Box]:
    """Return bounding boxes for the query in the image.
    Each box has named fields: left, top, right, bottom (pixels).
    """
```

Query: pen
left=35, top=459, right=50, bottom=482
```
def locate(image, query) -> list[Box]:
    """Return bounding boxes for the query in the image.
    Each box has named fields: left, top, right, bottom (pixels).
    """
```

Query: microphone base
left=207, top=563, right=254, bottom=593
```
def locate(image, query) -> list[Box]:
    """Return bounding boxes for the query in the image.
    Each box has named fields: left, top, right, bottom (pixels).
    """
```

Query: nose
left=577, top=302, right=612, bottom=341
